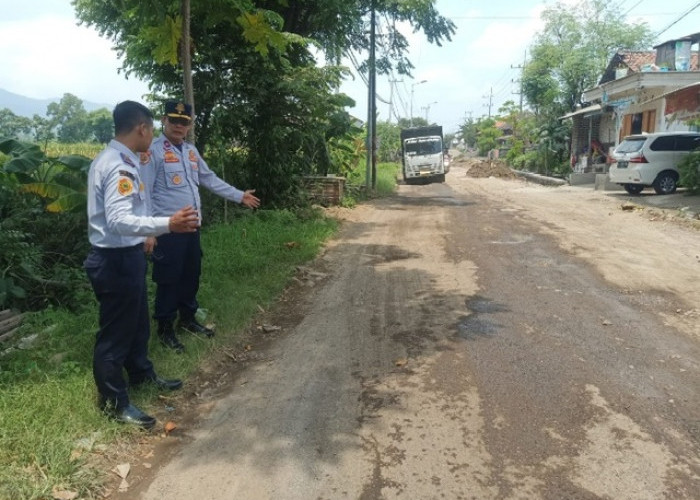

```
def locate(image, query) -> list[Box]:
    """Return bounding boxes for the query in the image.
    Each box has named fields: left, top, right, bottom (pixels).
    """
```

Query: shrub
left=678, top=150, right=700, bottom=193
left=510, top=150, right=538, bottom=171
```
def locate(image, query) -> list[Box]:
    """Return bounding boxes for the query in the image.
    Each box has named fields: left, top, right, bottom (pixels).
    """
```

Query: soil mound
left=454, top=156, right=517, bottom=179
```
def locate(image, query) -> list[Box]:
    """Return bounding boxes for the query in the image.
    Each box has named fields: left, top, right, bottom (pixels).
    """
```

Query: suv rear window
left=650, top=136, right=677, bottom=151
left=615, top=138, right=645, bottom=153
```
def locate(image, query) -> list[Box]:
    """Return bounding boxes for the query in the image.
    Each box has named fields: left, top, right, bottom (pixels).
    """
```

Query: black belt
left=91, top=243, right=144, bottom=254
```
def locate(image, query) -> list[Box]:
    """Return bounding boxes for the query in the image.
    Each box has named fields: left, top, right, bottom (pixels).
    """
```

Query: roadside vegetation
left=0, top=208, right=338, bottom=499
left=678, top=119, right=700, bottom=193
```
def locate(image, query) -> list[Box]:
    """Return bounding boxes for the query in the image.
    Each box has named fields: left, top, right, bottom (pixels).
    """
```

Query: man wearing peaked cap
left=144, top=100, right=261, bottom=353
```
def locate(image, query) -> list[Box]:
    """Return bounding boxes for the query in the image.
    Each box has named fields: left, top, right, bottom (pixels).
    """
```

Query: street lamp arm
left=409, top=79, right=428, bottom=127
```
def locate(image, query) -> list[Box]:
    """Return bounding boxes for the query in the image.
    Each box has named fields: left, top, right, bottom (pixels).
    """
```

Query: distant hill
left=0, top=88, right=111, bottom=117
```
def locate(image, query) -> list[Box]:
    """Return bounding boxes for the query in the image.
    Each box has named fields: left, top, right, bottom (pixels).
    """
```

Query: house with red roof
left=563, top=33, right=700, bottom=174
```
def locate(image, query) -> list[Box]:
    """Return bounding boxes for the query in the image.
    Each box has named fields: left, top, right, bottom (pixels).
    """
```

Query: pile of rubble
left=453, top=156, right=517, bottom=179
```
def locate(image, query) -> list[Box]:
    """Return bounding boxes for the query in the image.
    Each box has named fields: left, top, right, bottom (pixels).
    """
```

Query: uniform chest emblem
left=164, top=140, right=172, bottom=149
left=188, top=150, right=197, bottom=162
left=118, top=177, right=134, bottom=196
left=190, top=161, right=198, bottom=171
left=172, top=174, right=183, bottom=185
left=164, top=151, right=179, bottom=163
left=139, top=152, right=151, bottom=165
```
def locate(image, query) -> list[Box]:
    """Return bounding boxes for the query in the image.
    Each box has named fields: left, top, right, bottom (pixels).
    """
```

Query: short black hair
left=113, top=101, right=154, bottom=135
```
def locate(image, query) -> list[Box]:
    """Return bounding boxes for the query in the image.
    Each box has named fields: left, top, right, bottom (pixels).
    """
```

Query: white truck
left=400, top=125, right=446, bottom=184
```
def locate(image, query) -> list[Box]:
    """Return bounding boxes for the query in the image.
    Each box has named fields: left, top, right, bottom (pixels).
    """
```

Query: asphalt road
left=134, top=169, right=700, bottom=500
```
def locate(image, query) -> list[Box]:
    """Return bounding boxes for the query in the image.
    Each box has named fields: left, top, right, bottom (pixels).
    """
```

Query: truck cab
left=401, top=126, right=445, bottom=184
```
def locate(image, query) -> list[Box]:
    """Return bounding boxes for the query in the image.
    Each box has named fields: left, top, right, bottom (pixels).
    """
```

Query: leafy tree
left=262, top=0, right=456, bottom=76
left=31, top=114, right=55, bottom=145
left=0, top=108, right=32, bottom=139
left=535, top=120, right=571, bottom=176
left=473, top=117, right=501, bottom=156
left=375, top=120, right=400, bottom=162
left=458, top=117, right=478, bottom=149
left=397, top=117, right=428, bottom=128
left=73, top=0, right=455, bottom=205
left=88, top=108, right=113, bottom=143
left=46, top=93, right=92, bottom=143
left=523, top=0, right=654, bottom=116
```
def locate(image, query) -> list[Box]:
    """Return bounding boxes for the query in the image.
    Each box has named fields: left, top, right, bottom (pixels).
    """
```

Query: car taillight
left=629, top=154, right=648, bottom=163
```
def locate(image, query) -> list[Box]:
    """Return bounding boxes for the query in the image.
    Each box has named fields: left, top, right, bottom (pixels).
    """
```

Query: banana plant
left=0, top=138, right=90, bottom=213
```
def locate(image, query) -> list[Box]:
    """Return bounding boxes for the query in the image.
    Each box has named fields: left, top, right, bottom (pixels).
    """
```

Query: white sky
left=0, top=0, right=698, bottom=133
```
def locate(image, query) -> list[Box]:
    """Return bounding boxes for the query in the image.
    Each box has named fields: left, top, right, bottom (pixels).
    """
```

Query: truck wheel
left=623, top=184, right=643, bottom=195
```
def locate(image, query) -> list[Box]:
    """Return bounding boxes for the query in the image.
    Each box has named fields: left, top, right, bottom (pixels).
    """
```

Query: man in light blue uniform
left=147, top=101, right=260, bottom=352
left=85, top=100, right=200, bottom=429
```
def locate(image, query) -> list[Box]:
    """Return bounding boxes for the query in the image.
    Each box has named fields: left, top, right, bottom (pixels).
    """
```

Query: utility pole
left=365, top=0, right=377, bottom=189
left=483, top=87, right=494, bottom=118
left=511, top=50, right=527, bottom=112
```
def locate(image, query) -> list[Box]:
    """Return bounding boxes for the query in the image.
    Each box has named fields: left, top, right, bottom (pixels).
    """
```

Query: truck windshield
left=405, top=139, right=442, bottom=155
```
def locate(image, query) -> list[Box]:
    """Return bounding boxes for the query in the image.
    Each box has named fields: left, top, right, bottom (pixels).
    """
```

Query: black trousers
left=151, top=231, right=202, bottom=323
left=84, top=244, right=155, bottom=409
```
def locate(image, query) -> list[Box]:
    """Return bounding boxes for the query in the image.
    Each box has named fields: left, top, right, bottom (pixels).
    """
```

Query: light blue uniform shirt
left=146, top=135, right=244, bottom=221
left=87, top=140, right=171, bottom=248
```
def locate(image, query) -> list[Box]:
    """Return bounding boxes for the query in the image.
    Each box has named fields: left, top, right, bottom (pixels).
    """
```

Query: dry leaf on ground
left=51, top=486, right=78, bottom=500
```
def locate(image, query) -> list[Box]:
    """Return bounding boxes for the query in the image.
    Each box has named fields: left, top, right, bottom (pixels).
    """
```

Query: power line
left=622, top=0, right=645, bottom=17
left=654, top=1, right=700, bottom=37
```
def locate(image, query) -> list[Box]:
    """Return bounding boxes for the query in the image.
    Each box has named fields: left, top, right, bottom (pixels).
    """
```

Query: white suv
left=608, top=132, right=700, bottom=195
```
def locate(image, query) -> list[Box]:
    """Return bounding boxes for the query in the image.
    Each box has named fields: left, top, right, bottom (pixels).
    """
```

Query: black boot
left=179, top=316, right=215, bottom=338
left=158, top=320, right=185, bottom=353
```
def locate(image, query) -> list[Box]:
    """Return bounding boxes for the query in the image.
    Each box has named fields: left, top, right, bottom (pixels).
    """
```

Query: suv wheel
left=652, top=172, right=677, bottom=195
left=623, top=184, right=644, bottom=195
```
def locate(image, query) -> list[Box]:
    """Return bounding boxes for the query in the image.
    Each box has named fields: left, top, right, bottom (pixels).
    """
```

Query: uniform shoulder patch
left=117, top=177, right=134, bottom=196
left=118, top=170, right=136, bottom=181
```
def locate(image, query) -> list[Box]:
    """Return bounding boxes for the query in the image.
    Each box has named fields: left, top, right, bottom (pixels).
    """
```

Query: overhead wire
left=654, top=1, right=700, bottom=37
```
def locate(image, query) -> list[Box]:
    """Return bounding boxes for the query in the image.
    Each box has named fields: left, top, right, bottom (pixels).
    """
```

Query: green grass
left=0, top=208, right=337, bottom=499
left=344, top=161, right=401, bottom=205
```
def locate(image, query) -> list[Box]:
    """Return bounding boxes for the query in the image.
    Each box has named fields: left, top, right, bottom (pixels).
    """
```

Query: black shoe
left=158, top=320, right=185, bottom=353
left=142, top=376, right=183, bottom=391
left=109, top=404, right=156, bottom=429
left=180, top=319, right=215, bottom=338
left=160, top=333, right=185, bottom=352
